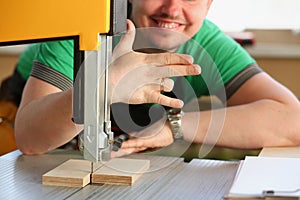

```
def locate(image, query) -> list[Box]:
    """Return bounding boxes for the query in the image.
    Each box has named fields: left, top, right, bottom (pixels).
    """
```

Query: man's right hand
left=109, top=20, right=201, bottom=108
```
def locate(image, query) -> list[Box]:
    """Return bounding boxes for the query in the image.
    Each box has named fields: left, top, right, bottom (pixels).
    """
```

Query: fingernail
left=193, top=65, right=201, bottom=74
left=178, top=100, right=184, bottom=108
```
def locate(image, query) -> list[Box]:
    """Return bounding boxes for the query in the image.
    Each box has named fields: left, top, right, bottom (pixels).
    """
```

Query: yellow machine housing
left=0, top=0, right=128, bottom=162
left=0, top=0, right=111, bottom=50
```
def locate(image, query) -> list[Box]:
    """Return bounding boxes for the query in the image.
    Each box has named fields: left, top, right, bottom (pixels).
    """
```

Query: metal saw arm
left=0, top=0, right=128, bottom=163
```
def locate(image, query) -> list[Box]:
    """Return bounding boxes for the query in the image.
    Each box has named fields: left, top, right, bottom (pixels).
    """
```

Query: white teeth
left=158, top=21, right=177, bottom=29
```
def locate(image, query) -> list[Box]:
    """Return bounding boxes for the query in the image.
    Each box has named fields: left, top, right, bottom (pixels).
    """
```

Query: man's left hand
left=111, top=118, right=173, bottom=158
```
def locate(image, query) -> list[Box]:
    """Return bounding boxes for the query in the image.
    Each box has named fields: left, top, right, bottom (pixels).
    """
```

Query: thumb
left=120, top=19, right=136, bottom=49
left=113, top=19, right=136, bottom=59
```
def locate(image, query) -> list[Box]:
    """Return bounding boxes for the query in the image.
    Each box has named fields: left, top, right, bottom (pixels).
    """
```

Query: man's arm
left=119, top=72, right=300, bottom=156
left=15, top=77, right=81, bottom=155
left=184, top=72, right=300, bottom=148
left=14, top=57, right=200, bottom=155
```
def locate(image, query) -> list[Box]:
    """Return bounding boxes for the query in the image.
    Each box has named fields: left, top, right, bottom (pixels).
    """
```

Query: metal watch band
left=167, top=108, right=184, bottom=140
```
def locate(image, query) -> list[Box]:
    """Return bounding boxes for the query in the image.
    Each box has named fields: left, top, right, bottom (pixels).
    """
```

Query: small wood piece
left=42, top=158, right=150, bottom=187
left=92, top=158, right=150, bottom=185
left=259, top=147, right=300, bottom=158
left=42, top=159, right=92, bottom=187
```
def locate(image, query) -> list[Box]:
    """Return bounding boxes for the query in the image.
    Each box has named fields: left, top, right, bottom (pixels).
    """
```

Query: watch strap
left=167, top=108, right=184, bottom=140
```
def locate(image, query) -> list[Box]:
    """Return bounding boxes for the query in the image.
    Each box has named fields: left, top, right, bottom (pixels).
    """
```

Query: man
left=110, top=0, right=300, bottom=156
left=14, top=0, right=300, bottom=156
left=13, top=19, right=200, bottom=155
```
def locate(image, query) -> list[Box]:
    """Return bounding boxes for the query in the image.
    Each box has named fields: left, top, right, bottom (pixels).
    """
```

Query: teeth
left=158, top=21, right=177, bottom=29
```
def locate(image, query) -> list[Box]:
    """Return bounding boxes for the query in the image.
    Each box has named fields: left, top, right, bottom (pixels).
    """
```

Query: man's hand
left=111, top=118, right=173, bottom=158
left=109, top=20, right=201, bottom=108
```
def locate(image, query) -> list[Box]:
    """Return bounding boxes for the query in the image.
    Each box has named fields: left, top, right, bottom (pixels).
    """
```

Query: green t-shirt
left=20, top=19, right=260, bottom=101
left=30, top=40, right=74, bottom=90
left=16, top=44, right=39, bottom=80
left=175, top=19, right=258, bottom=102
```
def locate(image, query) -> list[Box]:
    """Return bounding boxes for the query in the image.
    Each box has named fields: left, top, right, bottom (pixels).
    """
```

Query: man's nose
left=161, top=0, right=182, bottom=18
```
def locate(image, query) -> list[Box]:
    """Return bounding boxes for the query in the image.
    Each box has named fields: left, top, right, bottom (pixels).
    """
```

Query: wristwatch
left=167, top=108, right=184, bottom=140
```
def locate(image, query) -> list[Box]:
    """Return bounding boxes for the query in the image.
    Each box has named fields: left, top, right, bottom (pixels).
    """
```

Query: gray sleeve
left=30, top=61, right=73, bottom=91
left=223, top=63, right=263, bottom=100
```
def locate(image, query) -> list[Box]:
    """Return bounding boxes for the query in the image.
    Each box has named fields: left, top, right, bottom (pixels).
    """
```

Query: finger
left=121, top=138, right=145, bottom=149
left=113, top=19, right=136, bottom=58
left=122, top=19, right=136, bottom=49
left=131, top=147, right=148, bottom=153
left=159, top=78, right=174, bottom=92
left=154, top=64, right=201, bottom=78
left=111, top=147, right=147, bottom=158
left=148, top=93, right=184, bottom=108
left=144, top=53, right=194, bottom=65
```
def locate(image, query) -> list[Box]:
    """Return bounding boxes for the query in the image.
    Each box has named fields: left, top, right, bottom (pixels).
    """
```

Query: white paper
left=229, top=156, right=300, bottom=197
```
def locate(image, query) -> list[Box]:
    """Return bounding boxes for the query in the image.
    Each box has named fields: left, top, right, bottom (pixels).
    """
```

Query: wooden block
left=259, top=147, right=300, bottom=158
left=92, top=158, right=150, bottom=185
left=42, top=158, right=150, bottom=187
left=42, top=159, right=93, bottom=187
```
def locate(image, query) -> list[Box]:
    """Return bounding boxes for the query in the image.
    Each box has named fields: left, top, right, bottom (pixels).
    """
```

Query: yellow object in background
left=0, top=100, right=18, bottom=156
left=0, top=0, right=111, bottom=50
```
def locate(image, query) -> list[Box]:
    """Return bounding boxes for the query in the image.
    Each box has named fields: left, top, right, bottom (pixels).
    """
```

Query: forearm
left=15, top=89, right=83, bottom=155
left=182, top=99, right=300, bottom=149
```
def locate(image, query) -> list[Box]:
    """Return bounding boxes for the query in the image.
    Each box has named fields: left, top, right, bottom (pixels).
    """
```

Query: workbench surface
left=0, top=149, right=238, bottom=200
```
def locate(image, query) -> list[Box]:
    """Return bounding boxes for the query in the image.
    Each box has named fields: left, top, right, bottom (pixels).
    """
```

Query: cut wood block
left=92, top=158, right=150, bottom=185
left=42, top=158, right=150, bottom=187
left=42, top=159, right=93, bottom=187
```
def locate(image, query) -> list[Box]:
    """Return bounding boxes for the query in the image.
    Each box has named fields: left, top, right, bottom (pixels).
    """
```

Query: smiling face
left=129, top=0, right=213, bottom=51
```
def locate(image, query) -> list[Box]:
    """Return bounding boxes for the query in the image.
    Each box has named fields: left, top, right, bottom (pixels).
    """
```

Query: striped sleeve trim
left=31, top=61, right=73, bottom=91
left=224, top=64, right=263, bottom=100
